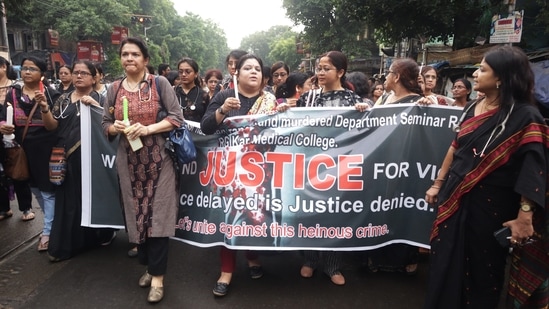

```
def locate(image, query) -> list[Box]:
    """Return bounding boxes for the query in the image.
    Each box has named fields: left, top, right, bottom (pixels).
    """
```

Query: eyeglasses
left=72, top=71, right=92, bottom=77
left=387, top=70, right=396, bottom=75
left=21, top=66, right=41, bottom=73
left=273, top=73, right=287, bottom=78
left=178, top=69, right=194, bottom=75
left=315, top=67, right=335, bottom=74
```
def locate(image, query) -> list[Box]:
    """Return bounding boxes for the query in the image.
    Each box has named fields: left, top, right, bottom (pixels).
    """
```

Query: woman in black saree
left=424, top=46, right=549, bottom=308
left=40, top=60, right=115, bottom=262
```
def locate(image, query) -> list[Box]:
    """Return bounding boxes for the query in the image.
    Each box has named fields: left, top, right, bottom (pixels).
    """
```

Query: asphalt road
left=0, top=201, right=431, bottom=309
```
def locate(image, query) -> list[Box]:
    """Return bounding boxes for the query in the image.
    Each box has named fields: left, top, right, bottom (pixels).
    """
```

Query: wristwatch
left=520, top=202, right=534, bottom=212
left=217, top=107, right=226, bottom=115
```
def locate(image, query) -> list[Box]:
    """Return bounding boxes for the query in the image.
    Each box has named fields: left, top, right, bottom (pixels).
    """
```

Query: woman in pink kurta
left=102, top=37, right=183, bottom=304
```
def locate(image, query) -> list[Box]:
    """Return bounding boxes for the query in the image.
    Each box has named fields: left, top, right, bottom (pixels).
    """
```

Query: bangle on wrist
left=41, top=107, right=49, bottom=114
left=430, top=185, right=441, bottom=189
left=435, top=178, right=446, bottom=182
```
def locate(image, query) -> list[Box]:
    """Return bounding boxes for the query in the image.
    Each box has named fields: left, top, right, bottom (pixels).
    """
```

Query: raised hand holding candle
left=233, top=75, right=239, bottom=102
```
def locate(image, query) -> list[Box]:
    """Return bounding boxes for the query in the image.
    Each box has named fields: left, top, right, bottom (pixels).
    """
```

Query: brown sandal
left=37, top=239, right=49, bottom=252
left=21, top=210, right=35, bottom=221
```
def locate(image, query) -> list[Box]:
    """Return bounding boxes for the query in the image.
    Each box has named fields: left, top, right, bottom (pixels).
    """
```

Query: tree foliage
left=283, top=0, right=549, bottom=52
left=5, top=0, right=230, bottom=76
left=282, top=0, right=375, bottom=57
left=239, top=26, right=303, bottom=68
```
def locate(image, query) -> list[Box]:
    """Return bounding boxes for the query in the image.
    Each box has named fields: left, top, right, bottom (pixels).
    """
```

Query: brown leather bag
left=4, top=96, right=39, bottom=181
left=4, top=145, right=29, bottom=181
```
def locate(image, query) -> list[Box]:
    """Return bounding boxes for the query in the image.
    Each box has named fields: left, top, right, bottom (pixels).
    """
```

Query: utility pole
left=0, top=1, right=9, bottom=58
left=506, top=0, right=516, bottom=46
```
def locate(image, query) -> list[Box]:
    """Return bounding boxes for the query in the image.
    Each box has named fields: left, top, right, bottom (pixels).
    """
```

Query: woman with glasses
left=0, top=56, right=61, bottom=247
left=451, top=78, right=472, bottom=108
left=296, top=51, right=367, bottom=111
left=56, top=65, right=74, bottom=94
left=40, top=60, right=115, bottom=261
left=377, top=58, right=423, bottom=105
left=204, top=69, right=223, bottom=100
left=293, top=51, right=368, bottom=286
left=102, top=37, right=184, bottom=304
left=266, top=61, right=289, bottom=95
left=175, top=57, right=208, bottom=122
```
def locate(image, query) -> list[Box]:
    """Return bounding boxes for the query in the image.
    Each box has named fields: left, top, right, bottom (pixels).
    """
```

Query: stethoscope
left=453, top=100, right=514, bottom=157
left=119, top=76, right=152, bottom=102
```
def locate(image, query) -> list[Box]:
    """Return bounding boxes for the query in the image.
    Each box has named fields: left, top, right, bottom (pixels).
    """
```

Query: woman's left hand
left=503, top=211, right=534, bottom=246
left=80, top=95, right=99, bottom=106
left=416, top=97, right=436, bottom=106
left=277, top=102, right=290, bottom=112
left=34, top=91, right=48, bottom=109
left=354, top=102, right=370, bottom=112
left=124, top=122, right=149, bottom=140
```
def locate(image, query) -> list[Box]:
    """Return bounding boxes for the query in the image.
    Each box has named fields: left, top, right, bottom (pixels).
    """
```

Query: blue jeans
left=31, top=187, right=55, bottom=236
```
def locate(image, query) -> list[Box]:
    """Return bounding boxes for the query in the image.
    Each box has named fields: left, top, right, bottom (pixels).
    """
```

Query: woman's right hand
left=112, top=120, right=128, bottom=134
left=222, top=97, right=241, bottom=113
left=0, top=123, right=14, bottom=135
left=425, top=186, right=440, bottom=204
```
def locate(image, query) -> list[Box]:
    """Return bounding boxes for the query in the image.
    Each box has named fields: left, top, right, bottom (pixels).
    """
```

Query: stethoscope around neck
left=121, top=75, right=152, bottom=102
left=453, top=99, right=515, bottom=158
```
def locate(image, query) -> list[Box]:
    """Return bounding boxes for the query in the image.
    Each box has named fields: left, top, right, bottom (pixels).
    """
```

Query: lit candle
left=39, top=76, right=44, bottom=93
left=122, top=96, right=129, bottom=124
left=233, top=75, right=239, bottom=102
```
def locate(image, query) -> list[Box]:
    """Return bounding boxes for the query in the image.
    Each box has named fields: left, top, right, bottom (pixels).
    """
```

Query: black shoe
left=213, top=282, right=229, bottom=296
left=249, top=266, right=263, bottom=279
left=101, top=231, right=117, bottom=246
left=127, top=247, right=138, bottom=258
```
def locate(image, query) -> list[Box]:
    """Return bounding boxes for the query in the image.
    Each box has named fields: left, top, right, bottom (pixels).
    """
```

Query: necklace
left=125, top=72, right=146, bottom=91
left=0, top=78, right=11, bottom=89
left=126, top=79, right=140, bottom=90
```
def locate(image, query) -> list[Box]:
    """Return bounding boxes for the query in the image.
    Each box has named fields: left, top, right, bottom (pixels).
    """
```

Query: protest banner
left=81, top=104, right=125, bottom=228
left=175, top=104, right=462, bottom=250
left=81, top=104, right=462, bottom=249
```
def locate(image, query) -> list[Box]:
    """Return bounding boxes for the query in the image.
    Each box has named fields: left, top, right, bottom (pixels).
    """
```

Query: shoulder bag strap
left=22, top=99, right=39, bottom=143
left=11, top=87, right=38, bottom=142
